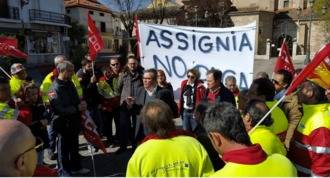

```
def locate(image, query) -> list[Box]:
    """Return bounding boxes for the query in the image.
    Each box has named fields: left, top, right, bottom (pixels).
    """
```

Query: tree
left=68, top=21, right=88, bottom=68
left=97, top=0, right=151, bottom=59
left=313, top=0, right=330, bottom=42
left=138, top=0, right=182, bottom=25
left=181, top=0, right=234, bottom=27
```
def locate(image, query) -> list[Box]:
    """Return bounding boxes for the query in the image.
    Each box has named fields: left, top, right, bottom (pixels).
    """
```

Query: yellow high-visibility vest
left=0, top=102, right=19, bottom=120
left=212, top=153, right=297, bottom=176
left=40, top=72, right=83, bottom=104
left=249, top=126, right=287, bottom=156
left=9, top=75, right=26, bottom=96
left=266, top=100, right=288, bottom=141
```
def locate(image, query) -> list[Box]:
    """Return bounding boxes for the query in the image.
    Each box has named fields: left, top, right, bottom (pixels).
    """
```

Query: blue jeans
left=182, top=110, right=197, bottom=132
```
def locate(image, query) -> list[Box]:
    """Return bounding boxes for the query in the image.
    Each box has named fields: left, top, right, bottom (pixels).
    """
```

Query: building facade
left=230, top=0, right=328, bottom=60
left=179, top=0, right=328, bottom=61
left=0, top=0, right=70, bottom=66
left=64, top=0, right=124, bottom=53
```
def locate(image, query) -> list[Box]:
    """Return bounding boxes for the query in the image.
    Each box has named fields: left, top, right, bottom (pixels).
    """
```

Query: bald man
left=0, top=120, right=38, bottom=176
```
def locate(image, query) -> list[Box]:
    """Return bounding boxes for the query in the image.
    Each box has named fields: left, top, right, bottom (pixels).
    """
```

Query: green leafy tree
left=68, top=21, right=88, bottom=68
left=313, top=0, right=330, bottom=42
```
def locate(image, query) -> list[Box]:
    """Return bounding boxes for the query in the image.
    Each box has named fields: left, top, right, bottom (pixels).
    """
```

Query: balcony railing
left=0, top=6, right=20, bottom=20
left=29, top=9, right=70, bottom=25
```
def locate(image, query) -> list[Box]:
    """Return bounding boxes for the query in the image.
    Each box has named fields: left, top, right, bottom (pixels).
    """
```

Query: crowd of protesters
left=0, top=53, right=329, bottom=177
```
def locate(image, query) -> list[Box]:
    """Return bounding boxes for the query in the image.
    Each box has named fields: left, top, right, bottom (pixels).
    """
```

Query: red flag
left=274, top=40, right=295, bottom=74
left=81, top=111, right=107, bottom=154
left=88, top=14, right=104, bottom=61
left=286, top=43, right=330, bottom=95
left=0, top=37, right=18, bottom=47
left=0, top=37, right=27, bottom=59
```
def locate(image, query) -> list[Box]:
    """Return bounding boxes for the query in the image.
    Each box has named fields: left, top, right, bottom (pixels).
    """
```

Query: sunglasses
left=272, top=79, right=281, bottom=85
left=187, top=75, right=196, bottom=79
left=110, top=63, right=119, bottom=67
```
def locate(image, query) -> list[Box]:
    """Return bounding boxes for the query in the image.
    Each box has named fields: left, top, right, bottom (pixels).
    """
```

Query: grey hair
left=225, top=75, right=236, bottom=84
left=56, top=61, right=74, bottom=73
left=54, top=55, right=67, bottom=66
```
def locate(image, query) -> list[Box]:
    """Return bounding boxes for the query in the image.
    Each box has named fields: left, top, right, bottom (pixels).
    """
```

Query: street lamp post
left=194, top=6, right=198, bottom=27
left=305, top=0, right=314, bottom=64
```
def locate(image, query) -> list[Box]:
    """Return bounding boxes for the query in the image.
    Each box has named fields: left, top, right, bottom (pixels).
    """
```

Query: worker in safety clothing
left=9, top=63, right=28, bottom=97
left=0, top=77, right=19, bottom=120
left=126, top=99, right=214, bottom=177
left=288, top=80, right=330, bottom=177
left=247, top=78, right=288, bottom=141
left=204, top=102, right=297, bottom=177
left=240, top=98, right=286, bottom=155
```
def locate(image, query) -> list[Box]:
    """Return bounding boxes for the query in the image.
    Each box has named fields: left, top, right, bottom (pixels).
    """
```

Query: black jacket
left=48, top=78, right=81, bottom=133
left=133, top=86, right=178, bottom=141
left=202, top=83, right=236, bottom=107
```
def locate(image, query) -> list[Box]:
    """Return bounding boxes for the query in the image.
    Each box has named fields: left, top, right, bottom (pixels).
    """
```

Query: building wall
left=230, top=13, right=260, bottom=54
left=231, top=0, right=276, bottom=11
left=67, top=7, right=123, bottom=52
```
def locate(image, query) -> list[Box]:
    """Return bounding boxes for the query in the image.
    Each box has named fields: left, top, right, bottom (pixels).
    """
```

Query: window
left=303, top=0, right=308, bottom=9
left=89, top=11, right=94, bottom=14
left=99, top=12, right=104, bottom=16
left=283, top=0, right=289, bottom=8
left=28, top=31, right=60, bottom=54
left=66, top=9, right=70, bottom=14
left=100, top=22, right=106, bottom=32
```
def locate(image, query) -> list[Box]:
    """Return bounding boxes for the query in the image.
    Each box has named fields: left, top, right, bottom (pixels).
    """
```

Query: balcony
left=29, top=9, right=70, bottom=25
left=0, top=6, right=20, bottom=20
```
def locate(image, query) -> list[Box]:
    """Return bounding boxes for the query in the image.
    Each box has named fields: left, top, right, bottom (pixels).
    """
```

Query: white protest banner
left=139, top=22, right=256, bottom=96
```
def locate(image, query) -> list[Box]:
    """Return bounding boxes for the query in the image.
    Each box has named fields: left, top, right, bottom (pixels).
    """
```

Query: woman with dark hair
left=178, top=68, right=206, bottom=132
left=157, top=69, right=174, bottom=98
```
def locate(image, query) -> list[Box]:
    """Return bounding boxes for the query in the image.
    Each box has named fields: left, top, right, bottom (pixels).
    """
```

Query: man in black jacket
left=204, top=69, right=236, bottom=106
left=126, top=69, right=178, bottom=144
left=48, top=61, right=89, bottom=176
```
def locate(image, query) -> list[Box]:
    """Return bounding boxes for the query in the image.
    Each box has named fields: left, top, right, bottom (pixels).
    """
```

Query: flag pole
left=92, top=60, right=95, bottom=76
left=88, top=144, right=97, bottom=177
left=248, top=95, right=286, bottom=134
left=0, top=66, right=12, bottom=79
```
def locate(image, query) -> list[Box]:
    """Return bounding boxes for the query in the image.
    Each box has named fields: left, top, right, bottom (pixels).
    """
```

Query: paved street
left=43, top=118, right=183, bottom=176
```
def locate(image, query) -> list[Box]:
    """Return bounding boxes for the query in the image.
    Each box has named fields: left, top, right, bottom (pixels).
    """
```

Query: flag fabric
left=0, top=37, right=18, bottom=47
left=274, top=40, right=295, bottom=74
left=307, top=55, right=330, bottom=90
left=286, top=43, right=330, bottom=95
left=133, top=15, right=140, bottom=59
left=0, top=38, right=28, bottom=59
left=88, top=14, right=104, bottom=61
left=81, top=110, right=107, bottom=154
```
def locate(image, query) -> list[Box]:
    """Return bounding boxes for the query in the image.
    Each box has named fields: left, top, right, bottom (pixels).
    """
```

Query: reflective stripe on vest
left=0, top=103, right=19, bottom=120
left=294, top=163, right=311, bottom=175
left=295, top=140, right=330, bottom=154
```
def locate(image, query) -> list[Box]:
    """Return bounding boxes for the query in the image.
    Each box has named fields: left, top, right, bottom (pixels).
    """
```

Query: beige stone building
left=229, top=0, right=328, bottom=61
left=64, top=0, right=124, bottom=53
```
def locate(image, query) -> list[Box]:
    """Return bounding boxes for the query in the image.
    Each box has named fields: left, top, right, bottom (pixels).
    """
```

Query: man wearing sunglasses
left=273, top=69, right=293, bottom=100
left=0, top=120, right=38, bottom=176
